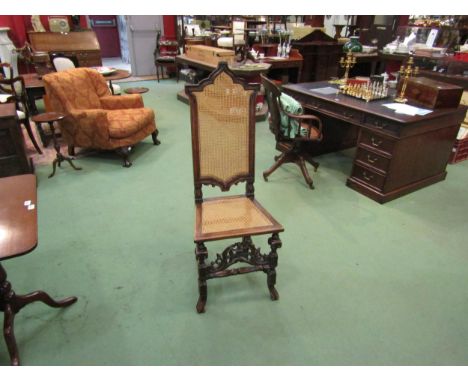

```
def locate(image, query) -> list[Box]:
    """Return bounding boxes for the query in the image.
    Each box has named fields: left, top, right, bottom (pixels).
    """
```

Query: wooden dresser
left=0, top=103, right=33, bottom=178
left=28, top=31, right=102, bottom=67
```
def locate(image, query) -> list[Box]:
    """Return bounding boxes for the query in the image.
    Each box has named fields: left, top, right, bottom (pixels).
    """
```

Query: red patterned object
left=449, top=137, right=468, bottom=164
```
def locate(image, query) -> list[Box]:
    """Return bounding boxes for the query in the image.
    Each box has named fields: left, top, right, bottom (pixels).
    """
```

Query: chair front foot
left=196, top=291, right=207, bottom=314
left=268, top=275, right=279, bottom=301
left=116, top=147, right=132, bottom=167
left=151, top=130, right=161, bottom=145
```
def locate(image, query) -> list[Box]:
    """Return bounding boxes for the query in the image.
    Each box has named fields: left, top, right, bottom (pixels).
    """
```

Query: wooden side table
left=124, top=87, right=149, bottom=95
left=31, top=112, right=82, bottom=178
left=0, top=175, right=77, bottom=365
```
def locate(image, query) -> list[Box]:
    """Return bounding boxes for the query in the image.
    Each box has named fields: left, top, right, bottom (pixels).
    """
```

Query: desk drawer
left=355, top=147, right=390, bottom=173
left=351, top=164, right=386, bottom=191
left=359, top=129, right=395, bottom=155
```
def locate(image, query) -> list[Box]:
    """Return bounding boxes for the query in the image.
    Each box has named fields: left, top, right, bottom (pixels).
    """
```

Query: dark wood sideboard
left=291, top=29, right=344, bottom=82
left=28, top=31, right=102, bottom=67
left=283, top=82, right=467, bottom=203
left=0, top=103, right=33, bottom=178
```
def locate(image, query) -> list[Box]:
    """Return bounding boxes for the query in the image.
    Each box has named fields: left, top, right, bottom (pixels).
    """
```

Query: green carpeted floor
left=1, top=78, right=468, bottom=366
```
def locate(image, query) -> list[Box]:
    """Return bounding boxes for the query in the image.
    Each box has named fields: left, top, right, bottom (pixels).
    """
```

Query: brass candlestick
left=394, top=57, right=419, bottom=103
left=339, top=52, right=356, bottom=86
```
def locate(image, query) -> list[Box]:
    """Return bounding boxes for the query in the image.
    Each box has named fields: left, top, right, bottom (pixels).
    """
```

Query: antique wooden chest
left=185, top=45, right=235, bottom=65
left=405, top=76, right=463, bottom=109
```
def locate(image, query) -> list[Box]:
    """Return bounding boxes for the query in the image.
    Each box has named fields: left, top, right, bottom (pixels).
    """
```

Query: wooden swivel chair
left=154, top=30, right=179, bottom=82
left=186, top=62, right=284, bottom=313
left=0, top=63, right=43, bottom=154
left=261, top=74, right=323, bottom=189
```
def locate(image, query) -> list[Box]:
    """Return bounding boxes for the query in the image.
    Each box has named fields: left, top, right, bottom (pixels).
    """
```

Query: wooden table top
left=101, top=69, right=131, bottom=82
left=0, top=175, right=38, bottom=260
left=31, top=112, right=65, bottom=124
left=22, top=73, right=44, bottom=89
left=0, top=103, right=16, bottom=119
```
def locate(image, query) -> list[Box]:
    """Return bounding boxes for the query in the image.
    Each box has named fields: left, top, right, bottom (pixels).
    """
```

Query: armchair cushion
left=107, top=108, right=155, bottom=139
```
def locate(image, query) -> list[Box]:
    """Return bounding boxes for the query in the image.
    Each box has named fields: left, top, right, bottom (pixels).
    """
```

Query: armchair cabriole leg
left=151, top=130, right=161, bottom=145
left=195, top=242, right=208, bottom=313
left=116, top=147, right=132, bottom=168
left=266, top=233, right=281, bottom=301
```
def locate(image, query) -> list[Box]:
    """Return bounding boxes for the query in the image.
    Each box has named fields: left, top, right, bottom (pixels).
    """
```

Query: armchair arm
left=66, top=109, right=110, bottom=145
left=100, top=94, right=144, bottom=110
left=283, top=111, right=323, bottom=141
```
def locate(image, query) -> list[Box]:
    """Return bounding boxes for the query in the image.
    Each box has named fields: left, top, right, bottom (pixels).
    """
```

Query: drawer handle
left=362, top=171, right=374, bottom=181
left=367, top=154, right=378, bottom=164
left=370, top=137, right=382, bottom=147
left=343, top=111, right=354, bottom=118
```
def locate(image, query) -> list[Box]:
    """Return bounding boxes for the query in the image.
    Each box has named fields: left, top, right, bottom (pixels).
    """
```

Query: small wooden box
left=404, top=76, right=463, bottom=109
left=186, top=45, right=235, bottom=65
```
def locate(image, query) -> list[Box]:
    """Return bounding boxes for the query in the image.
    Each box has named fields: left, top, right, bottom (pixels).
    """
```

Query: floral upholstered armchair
left=42, top=68, right=159, bottom=167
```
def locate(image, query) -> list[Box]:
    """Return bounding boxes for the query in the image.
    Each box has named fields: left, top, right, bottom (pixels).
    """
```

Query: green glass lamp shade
left=343, top=36, right=363, bottom=53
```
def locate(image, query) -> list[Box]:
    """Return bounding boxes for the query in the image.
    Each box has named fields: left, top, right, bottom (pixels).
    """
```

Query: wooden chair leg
left=156, top=65, right=160, bottom=83
left=195, top=242, right=208, bottom=313
left=263, top=152, right=288, bottom=181
left=297, top=156, right=314, bottom=189
left=22, top=118, right=43, bottom=154
left=266, top=233, right=281, bottom=301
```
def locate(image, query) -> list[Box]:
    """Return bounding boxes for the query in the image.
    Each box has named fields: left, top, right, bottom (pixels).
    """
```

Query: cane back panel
left=186, top=63, right=259, bottom=196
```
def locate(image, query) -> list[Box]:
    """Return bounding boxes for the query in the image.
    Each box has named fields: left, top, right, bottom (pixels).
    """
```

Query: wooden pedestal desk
left=283, top=81, right=467, bottom=203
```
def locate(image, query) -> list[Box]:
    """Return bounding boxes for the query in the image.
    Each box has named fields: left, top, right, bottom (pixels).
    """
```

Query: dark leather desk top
left=283, top=81, right=467, bottom=125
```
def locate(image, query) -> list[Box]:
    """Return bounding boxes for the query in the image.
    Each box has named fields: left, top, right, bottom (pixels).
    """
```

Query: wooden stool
left=124, top=87, right=149, bottom=95
left=31, top=112, right=82, bottom=178
left=0, top=175, right=77, bottom=365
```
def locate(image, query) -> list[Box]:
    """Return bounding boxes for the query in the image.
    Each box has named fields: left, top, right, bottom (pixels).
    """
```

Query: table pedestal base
left=49, top=152, right=82, bottom=178
left=0, top=263, right=77, bottom=366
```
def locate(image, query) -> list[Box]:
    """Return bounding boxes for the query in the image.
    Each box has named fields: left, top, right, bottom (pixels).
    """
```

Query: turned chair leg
left=266, top=233, right=281, bottom=300
left=116, top=147, right=132, bottom=168
left=195, top=243, right=208, bottom=313
left=151, top=130, right=161, bottom=145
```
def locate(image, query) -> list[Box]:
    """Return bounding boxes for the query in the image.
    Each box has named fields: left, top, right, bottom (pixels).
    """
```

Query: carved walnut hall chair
left=186, top=62, right=284, bottom=313
left=261, top=74, right=323, bottom=189
left=43, top=68, right=159, bottom=167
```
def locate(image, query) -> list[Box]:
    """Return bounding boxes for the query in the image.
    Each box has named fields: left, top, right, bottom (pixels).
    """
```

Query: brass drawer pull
left=367, top=154, right=378, bottom=164
left=343, top=111, right=354, bottom=118
left=362, top=171, right=374, bottom=181
left=371, top=137, right=382, bottom=147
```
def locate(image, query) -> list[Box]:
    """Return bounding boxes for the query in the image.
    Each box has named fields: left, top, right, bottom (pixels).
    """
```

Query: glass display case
left=394, top=26, right=460, bottom=53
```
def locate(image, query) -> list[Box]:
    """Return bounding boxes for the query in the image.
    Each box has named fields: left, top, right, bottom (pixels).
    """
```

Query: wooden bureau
left=283, top=81, right=467, bottom=203
left=0, top=103, right=33, bottom=178
left=28, top=31, right=102, bottom=67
